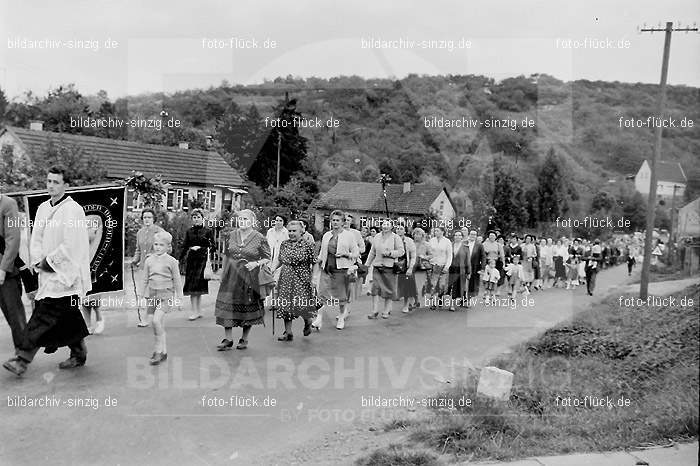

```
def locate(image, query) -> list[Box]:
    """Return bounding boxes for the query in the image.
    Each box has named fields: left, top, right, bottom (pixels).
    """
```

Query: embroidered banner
left=25, top=185, right=126, bottom=296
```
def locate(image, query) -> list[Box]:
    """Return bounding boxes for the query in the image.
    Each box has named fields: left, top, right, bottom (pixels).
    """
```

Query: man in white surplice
left=3, top=166, right=92, bottom=377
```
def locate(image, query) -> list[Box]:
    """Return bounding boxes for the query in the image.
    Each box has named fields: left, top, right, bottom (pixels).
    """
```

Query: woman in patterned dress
left=275, top=221, right=317, bottom=341
left=520, top=234, right=536, bottom=293
left=214, top=209, right=271, bottom=350
left=180, top=208, right=215, bottom=321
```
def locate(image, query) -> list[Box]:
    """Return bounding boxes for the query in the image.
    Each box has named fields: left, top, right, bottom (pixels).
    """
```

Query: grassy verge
left=356, top=284, right=699, bottom=465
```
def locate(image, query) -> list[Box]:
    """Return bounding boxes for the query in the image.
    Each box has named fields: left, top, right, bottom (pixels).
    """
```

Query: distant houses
left=312, top=181, right=456, bottom=231
left=677, top=196, right=700, bottom=239
left=634, top=160, right=687, bottom=202
left=677, top=196, right=700, bottom=275
left=0, top=123, right=248, bottom=215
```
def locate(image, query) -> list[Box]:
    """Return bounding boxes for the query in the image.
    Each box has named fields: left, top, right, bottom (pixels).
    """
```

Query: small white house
left=677, top=197, right=700, bottom=238
left=312, top=181, right=456, bottom=232
left=634, top=160, right=687, bottom=200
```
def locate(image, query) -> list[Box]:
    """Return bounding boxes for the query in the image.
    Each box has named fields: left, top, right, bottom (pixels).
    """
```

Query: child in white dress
left=505, top=255, right=524, bottom=301
left=482, top=259, right=501, bottom=304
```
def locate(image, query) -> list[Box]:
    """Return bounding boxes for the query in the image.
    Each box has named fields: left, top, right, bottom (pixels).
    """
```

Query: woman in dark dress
left=446, top=230, right=471, bottom=311
left=275, top=221, right=317, bottom=341
left=214, top=209, right=271, bottom=350
left=495, top=235, right=507, bottom=295
left=181, top=209, right=215, bottom=321
left=395, top=224, right=417, bottom=313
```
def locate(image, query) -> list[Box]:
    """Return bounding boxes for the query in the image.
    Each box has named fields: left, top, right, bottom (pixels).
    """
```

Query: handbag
left=258, top=263, right=275, bottom=287
left=356, top=262, right=368, bottom=277
left=392, top=236, right=407, bottom=274
left=393, top=257, right=407, bottom=274
left=417, top=257, right=432, bottom=270
left=203, top=248, right=216, bottom=280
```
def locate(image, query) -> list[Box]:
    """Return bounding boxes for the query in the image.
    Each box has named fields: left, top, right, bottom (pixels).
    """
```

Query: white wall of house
left=635, top=161, right=686, bottom=198
left=678, top=198, right=700, bottom=237
left=127, top=185, right=241, bottom=216
left=430, top=190, right=456, bottom=220
left=0, top=132, right=27, bottom=160
left=634, top=161, right=651, bottom=194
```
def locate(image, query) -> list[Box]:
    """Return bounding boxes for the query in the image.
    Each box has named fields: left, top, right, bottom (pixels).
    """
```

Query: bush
left=528, top=324, right=634, bottom=359
left=355, top=444, right=441, bottom=466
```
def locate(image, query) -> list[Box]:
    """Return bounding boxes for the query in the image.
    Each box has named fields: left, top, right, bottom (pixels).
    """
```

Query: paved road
left=0, top=265, right=663, bottom=465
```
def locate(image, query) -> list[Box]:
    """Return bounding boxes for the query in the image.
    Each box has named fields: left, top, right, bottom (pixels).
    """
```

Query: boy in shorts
left=142, top=231, right=183, bottom=365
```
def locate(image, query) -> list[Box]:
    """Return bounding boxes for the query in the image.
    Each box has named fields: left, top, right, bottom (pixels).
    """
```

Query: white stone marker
left=476, top=366, right=514, bottom=401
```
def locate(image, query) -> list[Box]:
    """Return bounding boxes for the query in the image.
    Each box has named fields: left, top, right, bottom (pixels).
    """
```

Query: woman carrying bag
left=214, top=209, right=270, bottom=350
left=181, top=209, right=215, bottom=321
left=365, top=218, right=404, bottom=320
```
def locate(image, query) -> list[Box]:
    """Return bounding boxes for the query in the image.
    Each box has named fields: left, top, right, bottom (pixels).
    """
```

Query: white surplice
left=30, top=196, right=92, bottom=300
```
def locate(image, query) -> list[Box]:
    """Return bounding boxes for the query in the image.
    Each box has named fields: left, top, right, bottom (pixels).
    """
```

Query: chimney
left=403, top=182, right=411, bottom=194
left=30, top=120, right=44, bottom=131
left=178, top=142, right=189, bottom=150
left=205, top=136, right=213, bottom=149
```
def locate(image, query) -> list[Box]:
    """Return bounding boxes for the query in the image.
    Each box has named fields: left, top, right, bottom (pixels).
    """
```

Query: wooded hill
left=2, top=74, right=698, bottom=232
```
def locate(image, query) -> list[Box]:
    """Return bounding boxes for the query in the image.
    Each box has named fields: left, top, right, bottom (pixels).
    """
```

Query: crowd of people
left=0, top=166, right=643, bottom=377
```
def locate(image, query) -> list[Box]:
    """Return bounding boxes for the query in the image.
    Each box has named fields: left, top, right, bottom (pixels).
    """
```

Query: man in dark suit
left=0, top=193, right=27, bottom=353
left=464, top=229, right=484, bottom=300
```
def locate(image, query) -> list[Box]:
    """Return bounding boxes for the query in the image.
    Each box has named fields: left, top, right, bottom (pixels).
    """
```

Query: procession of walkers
left=1, top=168, right=641, bottom=377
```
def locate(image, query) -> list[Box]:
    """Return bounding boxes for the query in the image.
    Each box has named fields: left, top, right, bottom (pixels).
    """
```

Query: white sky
left=1, top=0, right=698, bottom=99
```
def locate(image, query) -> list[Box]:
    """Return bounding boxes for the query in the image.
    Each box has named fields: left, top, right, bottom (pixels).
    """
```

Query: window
left=173, top=189, right=185, bottom=210
left=203, top=190, right=213, bottom=210
left=127, top=189, right=145, bottom=211
left=223, top=191, right=233, bottom=211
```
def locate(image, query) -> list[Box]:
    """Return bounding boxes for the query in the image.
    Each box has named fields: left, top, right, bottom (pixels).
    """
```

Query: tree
left=215, top=103, right=264, bottom=172
left=491, top=75, right=538, bottom=111
left=39, top=84, right=92, bottom=133
left=0, top=144, right=38, bottom=191
left=248, top=96, right=308, bottom=188
left=1, top=138, right=109, bottom=192
left=591, top=191, right=616, bottom=211
left=536, top=148, right=573, bottom=224
left=617, top=189, right=646, bottom=231
left=0, top=87, right=8, bottom=122
left=33, top=138, right=108, bottom=186
left=486, top=159, right=529, bottom=233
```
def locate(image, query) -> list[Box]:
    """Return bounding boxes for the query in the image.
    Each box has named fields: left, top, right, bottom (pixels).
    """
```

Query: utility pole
left=668, top=184, right=679, bottom=265
left=378, top=173, right=392, bottom=218
left=276, top=131, right=281, bottom=189
left=638, top=21, right=698, bottom=299
left=276, top=91, right=289, bottom=190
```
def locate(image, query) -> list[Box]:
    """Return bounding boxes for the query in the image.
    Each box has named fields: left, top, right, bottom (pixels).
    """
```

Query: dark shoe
left=236, top=339, right=248, bottom=350
left=58, top=356, right=86, bottom=369
left=217, top=339, right=233, bottom=351
left=3, top=358, right=27, bottom=376
left=277, top=332, right=293, bottom=342
left=303, top=320, right=312, bottom=336
left=367, top=312, right=379, bottom=319
left=149, top=352, right=167, bottom=365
